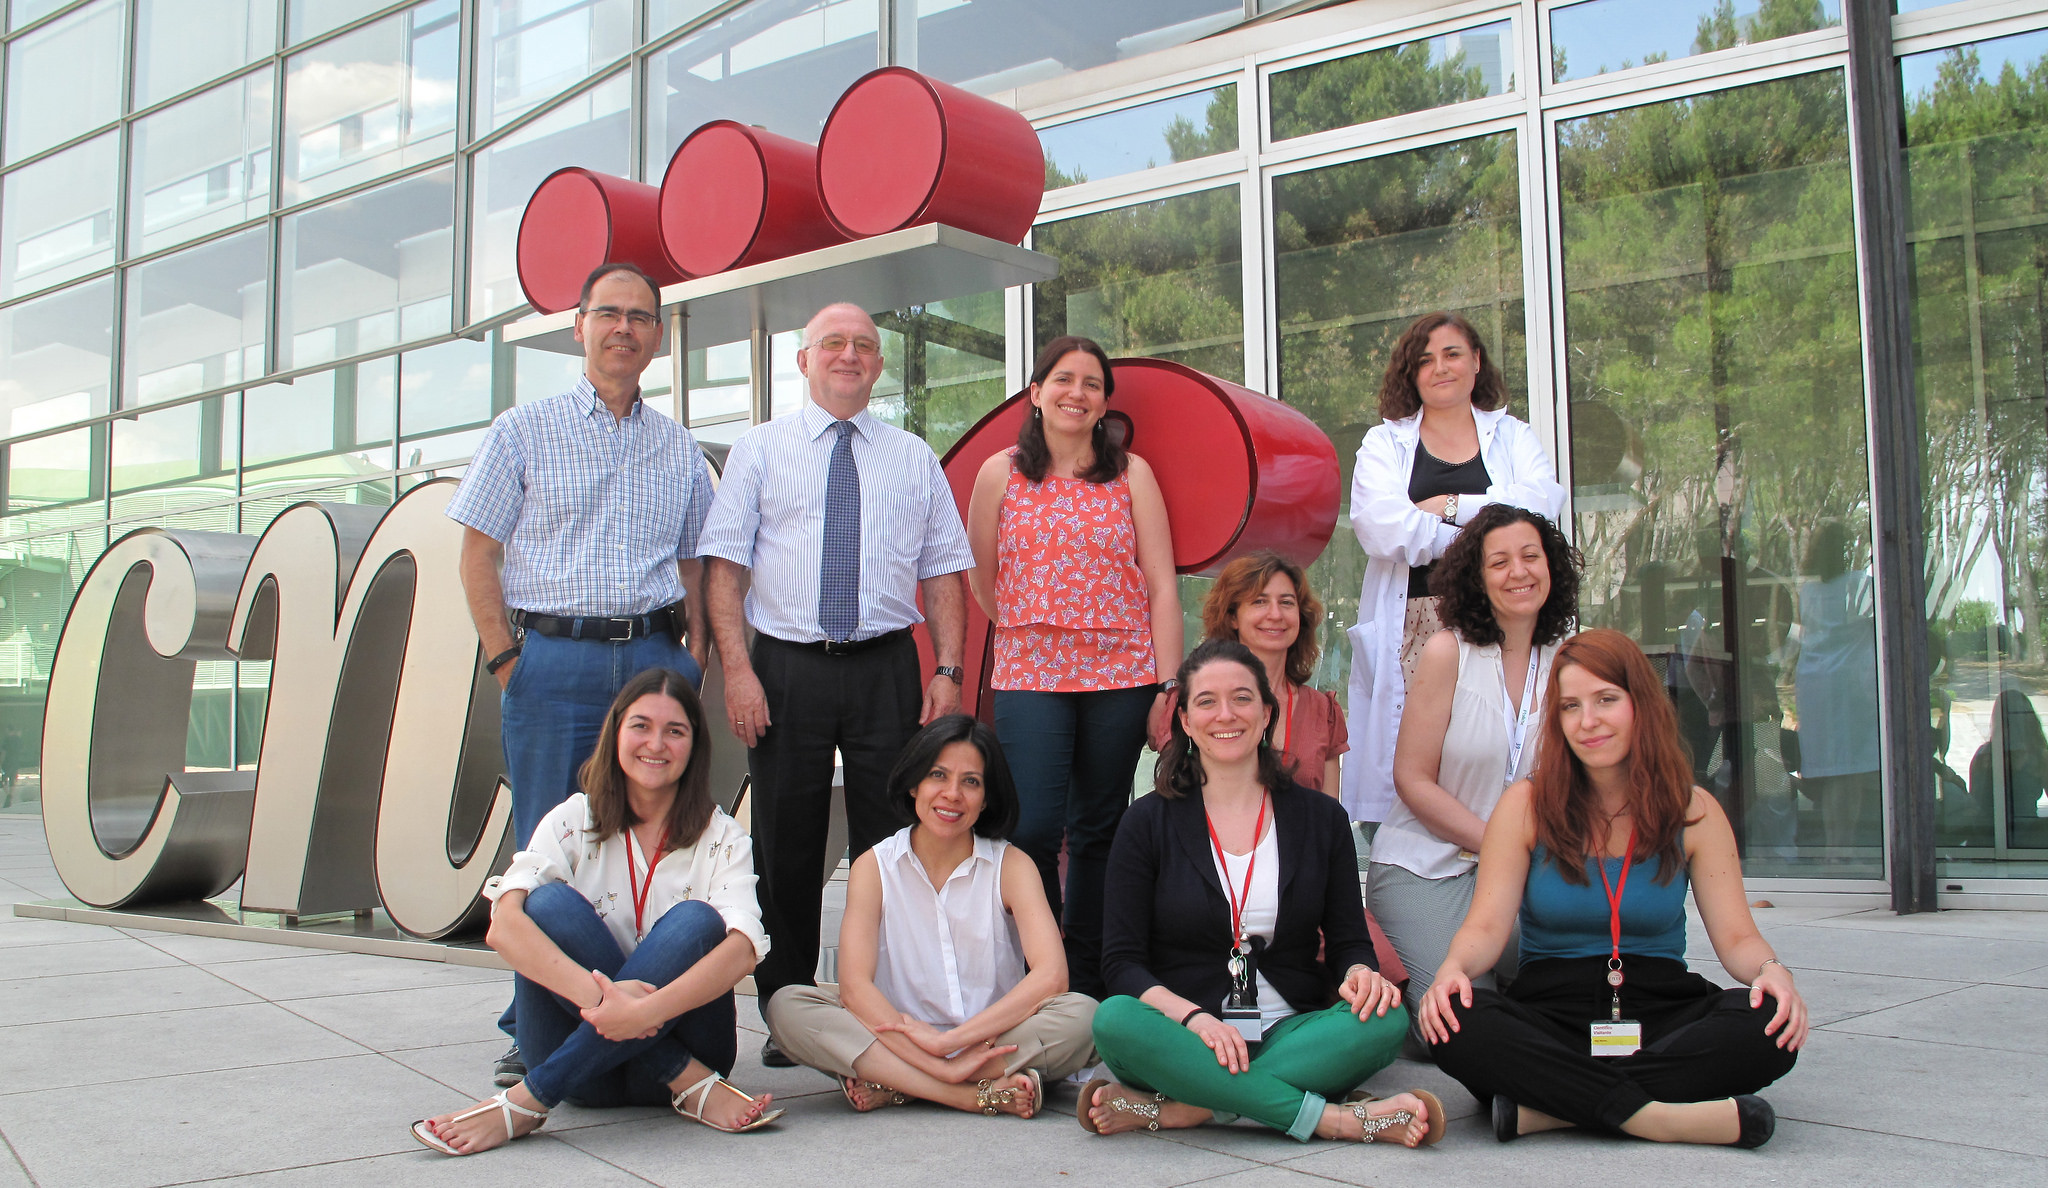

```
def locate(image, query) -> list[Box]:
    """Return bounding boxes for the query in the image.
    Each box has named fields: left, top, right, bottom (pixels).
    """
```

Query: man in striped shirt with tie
left=699, top=302, right=973, bottom=1067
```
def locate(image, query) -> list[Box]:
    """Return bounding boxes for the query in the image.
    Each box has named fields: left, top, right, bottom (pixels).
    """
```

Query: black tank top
left=1406, top=443, right=1491, bottom=598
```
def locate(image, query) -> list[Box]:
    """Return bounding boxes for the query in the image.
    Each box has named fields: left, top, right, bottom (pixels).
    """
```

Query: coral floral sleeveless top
left=992, top=451, right=1156, bottom=692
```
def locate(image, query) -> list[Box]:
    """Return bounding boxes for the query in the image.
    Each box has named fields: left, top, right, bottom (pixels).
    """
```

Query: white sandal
left=672, top=1070, right=784, bottom=1133
left=411, top=1090, right=547, bottom=1155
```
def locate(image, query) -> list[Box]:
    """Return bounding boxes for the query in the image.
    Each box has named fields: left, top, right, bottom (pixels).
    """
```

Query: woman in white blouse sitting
left=765, top=714, right=1098, bottom=1117
left=413, top=669, right=779, bottom=1156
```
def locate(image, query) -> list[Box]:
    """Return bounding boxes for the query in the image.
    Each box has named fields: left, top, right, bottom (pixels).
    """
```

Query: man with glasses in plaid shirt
left=699, top=302, right=973, bottom=1068
left=447, top=262, right=715, bottom=1087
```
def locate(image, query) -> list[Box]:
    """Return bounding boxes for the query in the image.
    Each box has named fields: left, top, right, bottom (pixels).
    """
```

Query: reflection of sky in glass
left=1550, top=0, right=1841, bottom=82
left=1901, top=27, right=2048, bottom=99
left=1270, top=21, right=1510, bottom=142
left=1040, top=86, right=1234, bottom=188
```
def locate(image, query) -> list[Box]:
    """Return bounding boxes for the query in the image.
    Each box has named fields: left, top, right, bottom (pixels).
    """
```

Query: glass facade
left=0, top=2, right=2043, bottom=904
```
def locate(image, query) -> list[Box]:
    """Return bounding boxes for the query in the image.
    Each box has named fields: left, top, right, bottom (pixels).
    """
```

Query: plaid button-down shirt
left=445, top=377, right=714, bottom=617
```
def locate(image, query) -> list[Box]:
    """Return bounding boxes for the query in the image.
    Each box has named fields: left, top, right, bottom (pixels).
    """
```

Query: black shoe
left=1491, top=1095, right=1518, bottom=1143
left=493, top=1044, right=525, bottom=1088
left=1732, top=1095, right=1776, bottom=1149
left=760, top=1037, right=796, bottom=1068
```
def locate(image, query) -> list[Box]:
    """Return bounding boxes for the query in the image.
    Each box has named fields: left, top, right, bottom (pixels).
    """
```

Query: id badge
left=1589, top=1020, right=1642, bottom=1057
left=1222, top=1005, right=1265, bottom=1043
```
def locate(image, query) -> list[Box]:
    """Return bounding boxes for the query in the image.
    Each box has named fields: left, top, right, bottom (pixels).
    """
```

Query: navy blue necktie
left=819, top=419, right=860, bottom=641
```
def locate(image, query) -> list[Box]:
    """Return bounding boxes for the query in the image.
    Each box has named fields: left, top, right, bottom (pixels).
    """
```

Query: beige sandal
left=841, top=1076, right=907, bottom=1112
left=672, top=1070, right=784, bottom=1133
left=1078, top=1076, right=1165, bottom=1133
left=974, top=1067, right=1041, bottom=1117
left=410, top=1090, right=547, bottom=1155
left=1342, top=1088, right=1446, bottom=1146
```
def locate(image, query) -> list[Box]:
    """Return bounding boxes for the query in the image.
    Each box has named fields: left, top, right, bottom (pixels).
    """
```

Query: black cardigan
left=1100, top=778, right=1377, bottom=1014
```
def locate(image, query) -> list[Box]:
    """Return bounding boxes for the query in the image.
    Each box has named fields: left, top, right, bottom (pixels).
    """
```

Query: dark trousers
left=993, top=685, right=1154, bottom=999
left=1430, top=955, right=1797, bottom=1133
left=514, top=884, right=736, bottom=1109
left=747, top=631, right=921, bottom=1004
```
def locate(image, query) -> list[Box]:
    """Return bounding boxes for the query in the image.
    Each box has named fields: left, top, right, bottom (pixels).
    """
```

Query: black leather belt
left=764, top=627, right=913, bottom=656
left=513, top=604, right=683, bottom=642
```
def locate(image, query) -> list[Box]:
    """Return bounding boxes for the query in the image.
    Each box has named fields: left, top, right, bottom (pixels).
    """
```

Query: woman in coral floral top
left=967, top=335, right=1182, bottom=999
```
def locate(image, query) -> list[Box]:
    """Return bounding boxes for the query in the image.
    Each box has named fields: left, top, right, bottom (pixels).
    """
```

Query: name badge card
left=1589, top=1020, right=1642, bottom=1057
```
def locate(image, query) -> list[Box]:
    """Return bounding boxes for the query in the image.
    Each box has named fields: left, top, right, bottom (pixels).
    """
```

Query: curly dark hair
left=1428, top=504, right=1581, bottom=648
left=1153, top=638, right=1294, bottom=798
left=1376, top=311, right=1509, bottom=421
left=1014, top=335, right=1126, bottom=484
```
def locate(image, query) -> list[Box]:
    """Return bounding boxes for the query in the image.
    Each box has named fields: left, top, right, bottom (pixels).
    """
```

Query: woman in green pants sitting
left=1082, top=638, right=1445, bottom=1147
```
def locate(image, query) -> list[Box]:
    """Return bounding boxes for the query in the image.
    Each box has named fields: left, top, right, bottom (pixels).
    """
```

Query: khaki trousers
left=764, top=986, right=1099, bottom=1081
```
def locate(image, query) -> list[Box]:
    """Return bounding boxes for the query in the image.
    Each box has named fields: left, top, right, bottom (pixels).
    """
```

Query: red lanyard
left=1596, top=826, right=1638, bottom=1007
left=627, top=824, right=670, bottom=940
left=1205, top=794, right=1269, bottom=951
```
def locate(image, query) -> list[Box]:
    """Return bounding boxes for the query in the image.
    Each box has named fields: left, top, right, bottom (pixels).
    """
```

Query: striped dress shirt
left=697, top=399, right=973, bottom=643
left=444, top=377, right=714, bottom=617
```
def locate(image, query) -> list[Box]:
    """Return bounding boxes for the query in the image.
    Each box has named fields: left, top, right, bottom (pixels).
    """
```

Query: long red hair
left=1529, top=628, right=1699, bottom=885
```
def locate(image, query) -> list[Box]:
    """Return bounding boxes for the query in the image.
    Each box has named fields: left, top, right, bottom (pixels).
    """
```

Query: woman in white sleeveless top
left=1371, top=505, right=1581, bottom=1044
left=765, top=715, right=1098, bottom=1116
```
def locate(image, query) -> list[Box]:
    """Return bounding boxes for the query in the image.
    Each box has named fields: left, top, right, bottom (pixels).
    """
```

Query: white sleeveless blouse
left=873, top=827, right=1029, bottom=1027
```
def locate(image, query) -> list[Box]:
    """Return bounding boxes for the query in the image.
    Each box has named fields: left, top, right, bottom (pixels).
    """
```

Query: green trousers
left=1091, top=995, right=1408, bottom=1141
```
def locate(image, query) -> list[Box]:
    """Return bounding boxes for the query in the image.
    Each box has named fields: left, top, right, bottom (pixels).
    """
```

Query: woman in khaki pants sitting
left=765, top=715, right=1098, bottom=1116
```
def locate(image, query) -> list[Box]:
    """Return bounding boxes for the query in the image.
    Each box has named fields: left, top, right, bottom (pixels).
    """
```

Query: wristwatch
left=1442, top=493, right=1459, bottom=524
left=934, top=665, right=963, bottom=684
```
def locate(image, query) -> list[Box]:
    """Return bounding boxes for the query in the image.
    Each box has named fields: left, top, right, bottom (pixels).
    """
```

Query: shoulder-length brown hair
left=578, top=668, right=716, bottom=853
left=1014, top=335, right=1126, bottom=484
left=1154, top=638, right=1293, bottom=798
left=1377, top=311, right=1510, bottom=422
left=1529, top=629, right=1699, bottom=885
left=1199, top=551, right=1325, bottom=687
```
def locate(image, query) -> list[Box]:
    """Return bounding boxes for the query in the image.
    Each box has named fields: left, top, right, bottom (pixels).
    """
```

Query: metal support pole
left=750, top=300, right=773, bottom=425
left=671, top=307, right=690, bottom=425
left=1844, top=0, right=1938, bottom=914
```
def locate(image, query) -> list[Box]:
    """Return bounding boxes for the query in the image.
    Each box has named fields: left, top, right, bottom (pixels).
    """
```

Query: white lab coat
left=1341, top=406, right=1566, bottom=823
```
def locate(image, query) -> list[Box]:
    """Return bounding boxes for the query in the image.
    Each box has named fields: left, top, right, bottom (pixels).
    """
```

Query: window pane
left=644, top=0, right=878, bottom=175
left=1551, top=0, right=1839, bottom=83
left=280, top=166, right=452, bottom=370
left=109, top=395, right=239, bottom=523
left=2, top=276, right=114, bottom=436
left=476, top=0, right=635, bottom=137
left=243, top=356, right=396, bottom=476
left=1041, top=85, right=1236, bottom=190
left=289, top=0, right=393, bottom=44
left=1032, top=185, right=1244, bottom=380
left=6, top=424, right=100, bottom=517
left=1271, top=132, right=1526, bottom=692
left=9, top=1, right=77, bottom=30
left=3, top=0, right=122, bottom=164
left=123, top=227, right=269, bottom=407
left=872, top=290, right=1007, bottom=456
left=897, top=0, right=1241, bottom=95
left=1904, top=30, right=2048, bottom=873
left=398, top=335, right=495, bottom=439
left=469, top=72, right=630, bottom=322
left=2, top=131, right=117, bottom=299
left=129, top=72, right=274, bottom=256
left=1270, top=21, right=1511, bottom=142
left=1559, top=71, right=1873, bottom=876
left=651, top=0, right=723, bottom=35
left=135, top=0, right=279, bottom=108
left=283, top=1, right=458, bottom=204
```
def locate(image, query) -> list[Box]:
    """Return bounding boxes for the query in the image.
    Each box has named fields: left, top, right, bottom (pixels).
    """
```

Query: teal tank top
left=1519, top=845, right=1688, bottom=964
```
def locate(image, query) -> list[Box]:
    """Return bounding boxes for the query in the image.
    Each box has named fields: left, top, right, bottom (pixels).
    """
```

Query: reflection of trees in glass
left=1043, top=88, right=1236, bottom=190
left=1032, top=185, right=1244, bottom=381
left=1559, top=70, right=1864, bottom=865
left=873, top=290, right=1008, bottom=457
left=1270, top=131, right=1525, bottom=694
left=1905, top=43, right=2048, bottom=667
left=1269, top=26, right=1497, bottom=141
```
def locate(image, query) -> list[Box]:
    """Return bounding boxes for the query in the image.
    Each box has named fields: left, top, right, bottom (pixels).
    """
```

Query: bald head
left=797, top=302, right=885, bottom=418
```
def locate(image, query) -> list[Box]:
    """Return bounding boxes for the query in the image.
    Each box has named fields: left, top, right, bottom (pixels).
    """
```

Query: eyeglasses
left=809, top=334, right=881, bottom=357
left=582, top=306, right=660, bottom=329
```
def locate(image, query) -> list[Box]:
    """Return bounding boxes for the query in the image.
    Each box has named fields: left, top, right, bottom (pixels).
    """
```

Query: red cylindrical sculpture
left=659, top=121, right=849, bottom=278
left=919, top=358, right=1341, bottom=721
left=816, top=67, right=1044, bottom=245
left=516, top=168, right=683, bottom=315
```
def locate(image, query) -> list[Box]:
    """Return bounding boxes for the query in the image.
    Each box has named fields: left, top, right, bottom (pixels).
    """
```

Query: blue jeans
left=993, top=685, right=1156, bottom=999
left=499, top=631, right=697, bottom=1039
left=514, top=883, right=738, bottom=1109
